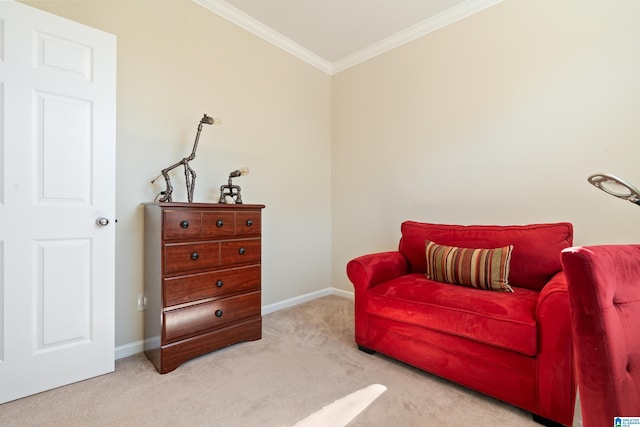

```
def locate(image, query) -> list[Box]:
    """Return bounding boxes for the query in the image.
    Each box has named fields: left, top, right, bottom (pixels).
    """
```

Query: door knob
left=96, top=217, right=109, bottom=226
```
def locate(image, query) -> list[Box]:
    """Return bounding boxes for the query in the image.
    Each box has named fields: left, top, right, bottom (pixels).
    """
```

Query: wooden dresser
left=143, top=202, right=265, bottom=373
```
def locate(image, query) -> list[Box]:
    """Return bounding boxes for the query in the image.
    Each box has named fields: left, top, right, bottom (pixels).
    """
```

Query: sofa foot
left=532, top=414, right=565, bottom=427
left=357, top=345, right=376, bottom=354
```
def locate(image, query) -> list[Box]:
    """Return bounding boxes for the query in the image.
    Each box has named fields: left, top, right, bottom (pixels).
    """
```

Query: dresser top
left=143, top=202, right=265, bottom=209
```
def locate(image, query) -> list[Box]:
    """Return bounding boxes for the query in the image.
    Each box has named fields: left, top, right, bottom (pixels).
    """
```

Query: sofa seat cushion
left=367, top=273, right=539, bottom=356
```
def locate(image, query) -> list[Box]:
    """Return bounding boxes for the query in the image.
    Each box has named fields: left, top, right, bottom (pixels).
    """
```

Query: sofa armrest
left=535, top=271, right=576, bottom=425
left=536, top=271, right=569, bottom=315
left=346, top=251, right=409, bottom=293
left=347, top=251, right=408, bottom=346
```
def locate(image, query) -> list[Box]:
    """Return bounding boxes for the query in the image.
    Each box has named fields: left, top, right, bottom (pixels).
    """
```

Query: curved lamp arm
left=588, top=173, right=640, bottom=206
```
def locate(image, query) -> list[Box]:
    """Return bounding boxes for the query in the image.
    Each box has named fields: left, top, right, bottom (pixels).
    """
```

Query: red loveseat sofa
left=346, top=221, right=577, bottom=426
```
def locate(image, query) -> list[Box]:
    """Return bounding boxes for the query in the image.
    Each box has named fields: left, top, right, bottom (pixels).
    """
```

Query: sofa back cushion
left=399, top=221, right=573, bottom=291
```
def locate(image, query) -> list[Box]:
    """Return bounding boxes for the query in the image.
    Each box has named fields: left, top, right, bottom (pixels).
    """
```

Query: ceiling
left=194, top=0, right=503, bottom=74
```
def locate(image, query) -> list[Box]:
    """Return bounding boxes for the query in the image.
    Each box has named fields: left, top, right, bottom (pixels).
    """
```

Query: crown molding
left=332, top=0, right=504, bottom=74
left=193, top=0, right=333, bottom=74
left=194, top=0, right=503, bottom=75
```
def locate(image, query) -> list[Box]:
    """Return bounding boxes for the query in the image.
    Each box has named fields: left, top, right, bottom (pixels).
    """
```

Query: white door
left=0, top=1, right=116, bottom=403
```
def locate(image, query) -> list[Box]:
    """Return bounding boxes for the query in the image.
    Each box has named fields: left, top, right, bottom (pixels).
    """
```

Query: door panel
left=0, top=1, right=116, bottom=404
left=37, top=92, right=92, bottom=202
left=0, top=242, right=4, bottom=362
left=35, top=31, right=93, bottom=81
left=36, top=238, right=91, bottom=350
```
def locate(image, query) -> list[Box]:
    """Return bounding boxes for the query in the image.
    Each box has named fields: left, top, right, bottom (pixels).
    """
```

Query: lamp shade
left=588, top=173, right=640, bottom=205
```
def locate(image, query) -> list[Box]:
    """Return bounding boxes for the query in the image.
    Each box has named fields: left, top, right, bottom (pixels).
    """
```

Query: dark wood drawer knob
left=191, top=252, right=199, bottom=260
left=216, top=280, right=223, bottom=288
left=215, top=309, right=223, bottom=318
left=246, top=219, right=253, bottom=226
left=180, top=220, right=189, bottom=228
left=216, top=219, right=224, bottom=227
left=238, top=248, right=245, bottom=255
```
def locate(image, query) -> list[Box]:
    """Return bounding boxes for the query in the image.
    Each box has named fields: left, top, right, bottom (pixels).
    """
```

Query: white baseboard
left=261, top=287, right=353, bottom=315
left=114, top=287, right=353, bottom=360
left=330, top=287, right=354, bottom=300
left=115, top=339, right=144, bottom=360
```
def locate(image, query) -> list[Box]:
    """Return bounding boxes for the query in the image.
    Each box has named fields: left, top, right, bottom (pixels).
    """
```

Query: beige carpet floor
left=0, top=295, right=582, bottom=426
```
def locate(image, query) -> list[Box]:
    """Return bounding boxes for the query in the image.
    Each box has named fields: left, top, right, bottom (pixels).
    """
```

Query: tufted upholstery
left=561, top=245, right=640, bottom=427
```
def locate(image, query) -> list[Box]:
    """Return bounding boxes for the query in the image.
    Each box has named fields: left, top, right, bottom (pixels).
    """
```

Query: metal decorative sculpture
left=219, top=167, right=249, bottom=204
left=151, top=114, right=217, bottom=202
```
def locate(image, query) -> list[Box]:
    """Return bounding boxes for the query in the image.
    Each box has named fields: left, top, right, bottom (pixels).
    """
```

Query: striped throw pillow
left=425, top=240, right=514, bottom=292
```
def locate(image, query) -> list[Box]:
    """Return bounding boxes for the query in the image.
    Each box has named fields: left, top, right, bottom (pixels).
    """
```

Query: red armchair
left=561, top=245, right=640, bottom=427
left=347, top=221, right=577, bottom=426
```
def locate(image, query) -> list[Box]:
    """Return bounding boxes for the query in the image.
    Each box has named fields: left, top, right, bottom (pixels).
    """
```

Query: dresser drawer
left=235, top=211, right=261, bottom=236
left=164, top=210, right=202, bottom=240
left=163, top=265, right=261, bottom=307
left=164, top=242, right=219, bottom=275
left=202, top=211, right=236, bottom=238
left=220, top=239, right=261, bottom=267
left=163, top=292, right=261, bottom=343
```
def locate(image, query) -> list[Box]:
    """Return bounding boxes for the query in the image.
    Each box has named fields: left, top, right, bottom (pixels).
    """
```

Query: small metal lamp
left=587, top=173, right=640, bottom=206
left=219, top=167, right=249, bottom=204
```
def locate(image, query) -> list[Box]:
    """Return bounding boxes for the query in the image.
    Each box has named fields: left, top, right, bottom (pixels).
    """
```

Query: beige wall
left=332, top=0, right=640, bottom=290
left=22, top=0, right=332, bottom=349
left=22, top=0, right=640, bottom=350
